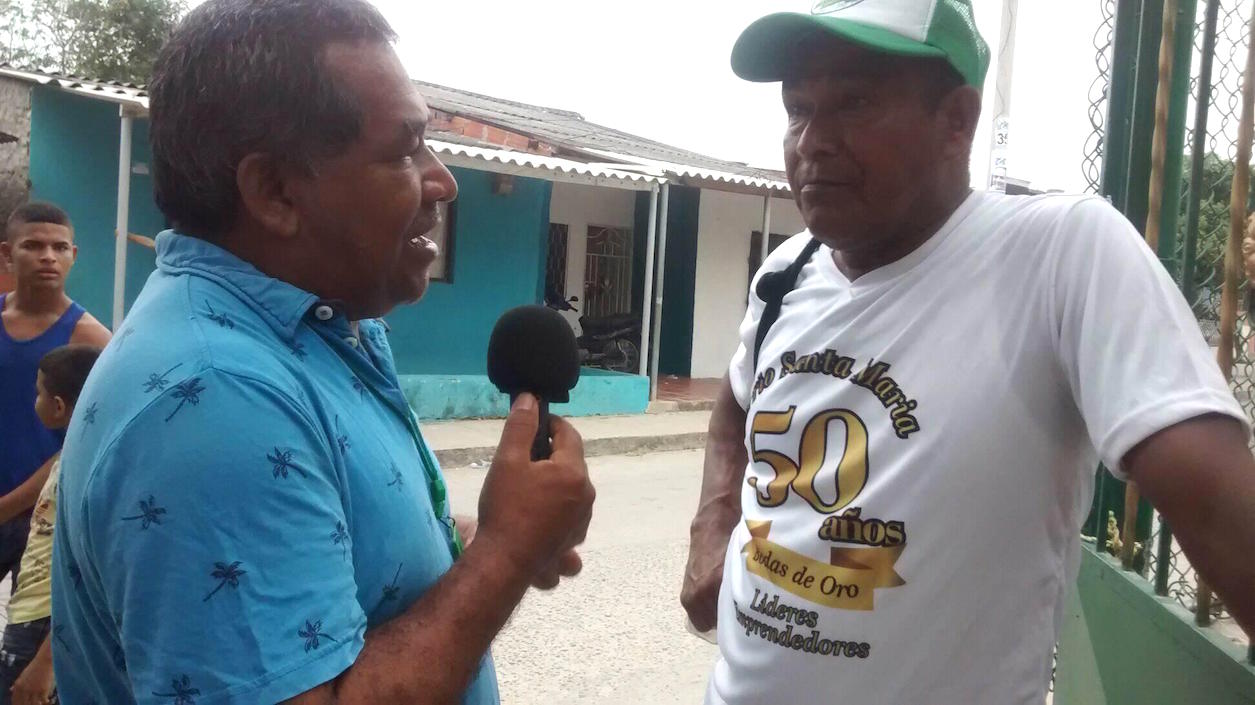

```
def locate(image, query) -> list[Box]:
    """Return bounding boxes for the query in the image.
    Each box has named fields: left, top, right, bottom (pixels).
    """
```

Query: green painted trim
left=1102, top=0, right=1144, bottom=207
left=1056, top=545, right=1255, bottom=705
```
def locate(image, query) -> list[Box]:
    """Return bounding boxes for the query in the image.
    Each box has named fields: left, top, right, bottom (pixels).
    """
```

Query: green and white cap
left=731, top=0, right=991, bottom=88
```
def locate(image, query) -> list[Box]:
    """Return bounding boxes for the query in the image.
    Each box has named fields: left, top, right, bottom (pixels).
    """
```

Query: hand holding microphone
left=474, top=305, right=593, bottom=590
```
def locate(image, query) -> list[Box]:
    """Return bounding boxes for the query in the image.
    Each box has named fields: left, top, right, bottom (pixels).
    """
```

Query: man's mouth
left=408, top=235, right=438, bottom=254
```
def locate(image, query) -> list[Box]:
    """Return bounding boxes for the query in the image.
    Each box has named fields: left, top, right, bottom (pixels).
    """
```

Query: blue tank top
left=0, top=294, right=86, bottom=496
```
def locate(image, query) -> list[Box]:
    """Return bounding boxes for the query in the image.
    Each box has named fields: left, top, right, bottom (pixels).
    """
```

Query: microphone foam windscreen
left=487, top=305, right=581, bottom=403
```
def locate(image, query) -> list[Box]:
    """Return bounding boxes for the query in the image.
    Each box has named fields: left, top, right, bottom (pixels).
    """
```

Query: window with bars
left=584, top=225, right=634, bottom=317
left=545, top=223, right=569, bottom=303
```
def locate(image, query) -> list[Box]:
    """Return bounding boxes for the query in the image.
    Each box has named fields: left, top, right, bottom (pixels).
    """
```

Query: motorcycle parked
left=544, top=292, right=641, bottom=373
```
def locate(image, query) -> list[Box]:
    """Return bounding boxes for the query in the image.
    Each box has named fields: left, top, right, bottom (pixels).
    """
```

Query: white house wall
left=547, top=182, right=638, bottom=304
left=690, top=189, right=805, bottom=379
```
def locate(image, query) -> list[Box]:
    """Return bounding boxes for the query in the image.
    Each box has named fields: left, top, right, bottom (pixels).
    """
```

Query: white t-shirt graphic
left=706, top=191, right=1247, bottom=705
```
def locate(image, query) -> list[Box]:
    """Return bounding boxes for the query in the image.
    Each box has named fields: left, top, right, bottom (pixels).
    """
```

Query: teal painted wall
left=402, top=368, right=648, bottom=420
left=384, top=167, right=552, bottom=374
left=28, top=88, right=163, bottom=324
left=633, top=186, right=699, bottom=377
left=1056, top=546, right=1255, bottom=704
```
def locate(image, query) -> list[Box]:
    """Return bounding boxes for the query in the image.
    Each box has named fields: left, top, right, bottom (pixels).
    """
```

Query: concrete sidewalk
left=424, top=410, right=711, bottom=468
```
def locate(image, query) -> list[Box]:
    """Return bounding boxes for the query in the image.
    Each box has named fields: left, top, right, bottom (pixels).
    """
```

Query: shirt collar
left=155, top=230, right=319, bottom=341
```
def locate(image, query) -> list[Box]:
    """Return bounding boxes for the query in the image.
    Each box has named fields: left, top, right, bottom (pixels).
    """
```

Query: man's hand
left=287, top=393, right=594, bottom=705
left=681, top=376, right=747, bottom=632
left=682, top=517, right=733, bottom=632
left=10, top=636, right=54, bottom=705
left=476, top=394, right=595, bottom=590
left=1126, top=414, right=1255, bottom=636
left=453, top=514, right=477, bottom=549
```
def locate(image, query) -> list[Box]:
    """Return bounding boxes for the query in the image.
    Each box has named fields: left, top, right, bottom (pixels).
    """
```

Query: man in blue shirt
left=51, top=1, right=595, bottom=703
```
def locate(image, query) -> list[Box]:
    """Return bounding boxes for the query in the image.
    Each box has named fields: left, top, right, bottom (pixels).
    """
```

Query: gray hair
left=148, top=0, right=397, bottom=238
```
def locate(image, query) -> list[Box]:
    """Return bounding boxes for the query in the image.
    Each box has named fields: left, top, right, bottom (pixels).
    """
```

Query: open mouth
left=408, top=235, right=438, bottom=253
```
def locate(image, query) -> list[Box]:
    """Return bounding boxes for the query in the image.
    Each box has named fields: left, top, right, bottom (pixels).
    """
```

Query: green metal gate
left=1082, top=0, right=1254, bottom=669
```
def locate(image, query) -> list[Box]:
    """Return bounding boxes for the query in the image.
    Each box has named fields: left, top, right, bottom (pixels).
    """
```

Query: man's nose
left=423, top=157, right=459, bottom=204
left=794, top=114, right=844, bottom=160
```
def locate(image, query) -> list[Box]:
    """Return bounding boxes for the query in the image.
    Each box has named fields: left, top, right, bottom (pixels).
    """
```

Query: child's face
left=34, top=371, right=70, bottom=430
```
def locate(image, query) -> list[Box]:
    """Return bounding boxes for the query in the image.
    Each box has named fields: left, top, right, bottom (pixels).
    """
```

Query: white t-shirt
left=706, top=191, right=1248, bottom=705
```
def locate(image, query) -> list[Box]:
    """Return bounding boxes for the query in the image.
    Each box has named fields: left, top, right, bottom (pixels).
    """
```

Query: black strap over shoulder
left=753, top=238, right=822, bottom=371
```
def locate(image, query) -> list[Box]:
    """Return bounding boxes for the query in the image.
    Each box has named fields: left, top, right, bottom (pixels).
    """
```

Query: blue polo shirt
left=51, top=231, right=498, bottom=704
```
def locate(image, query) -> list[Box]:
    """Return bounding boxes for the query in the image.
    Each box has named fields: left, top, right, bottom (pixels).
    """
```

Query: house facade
left=0, top=66, right=804, bottom=418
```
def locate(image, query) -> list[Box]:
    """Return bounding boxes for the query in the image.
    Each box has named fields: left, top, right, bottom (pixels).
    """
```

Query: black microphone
left=487, top=305, right=581, bottom=460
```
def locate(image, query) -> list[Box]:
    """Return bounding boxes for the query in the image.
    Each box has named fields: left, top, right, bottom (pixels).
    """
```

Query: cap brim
left=732, top=12, right=947, bottom=82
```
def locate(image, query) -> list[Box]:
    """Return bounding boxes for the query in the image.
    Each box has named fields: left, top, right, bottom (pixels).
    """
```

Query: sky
left=188, top=0, right=1106, bottom=192
left=377, top=0, right=1105, bottom=193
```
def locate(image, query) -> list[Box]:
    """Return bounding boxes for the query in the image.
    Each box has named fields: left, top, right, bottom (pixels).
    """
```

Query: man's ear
left=236, top=153, right=301, bottom=238
left=938, top=85, right=983, bottom=161
left=54, top=395, right=68, bottom=421
left=0, top=239, right=12, bottom=271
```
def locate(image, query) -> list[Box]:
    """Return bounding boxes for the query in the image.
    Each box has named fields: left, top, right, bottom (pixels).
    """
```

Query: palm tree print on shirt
left=331, top=521, right=350, bottom=560
left=334, top=416, right=350, bottom=455
left=352, top=377, right=366, bottom=399
left=387, top=464, right=403, bottom=491
left=299, top=620, right=337, bottom=652
left=81, top=400, right=99, bottom=438
left=122, top=496, right=167, bottom=529
left=143, top=364, right=184, bottom=394
left=382, top=563, right=403, bottom=602
left=268, top=448, right=307, bottom=479
left=201, top=300, right=234, bottom=329
left=203, top=561, right=246, bottom=601
left=289, top=340, right=308, bottom=360
left=153, top=675, right=200, bottom=705
left=165, top=378, right=206, bottom=422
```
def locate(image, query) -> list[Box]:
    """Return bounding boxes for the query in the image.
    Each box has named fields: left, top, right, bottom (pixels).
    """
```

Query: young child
left=0, top=344, right=101, bottom=705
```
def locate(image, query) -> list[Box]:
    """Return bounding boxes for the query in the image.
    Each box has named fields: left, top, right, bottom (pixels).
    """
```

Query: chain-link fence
left=1084, top=0, right=1253, bottom=661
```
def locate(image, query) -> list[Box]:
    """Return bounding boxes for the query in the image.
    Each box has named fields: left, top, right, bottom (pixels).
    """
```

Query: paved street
left=444, top=448, right=719, bottom=705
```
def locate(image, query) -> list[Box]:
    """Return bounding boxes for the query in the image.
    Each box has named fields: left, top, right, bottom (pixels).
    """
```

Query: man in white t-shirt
left=680, top=1, right=1255, bottom=703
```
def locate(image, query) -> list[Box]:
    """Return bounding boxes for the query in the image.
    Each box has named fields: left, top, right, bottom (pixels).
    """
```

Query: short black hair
left=38, top=344, right=103, bottom=407
left=6, top=201, right=72, bottom=241
left=148, top=0, right=398, bottom=239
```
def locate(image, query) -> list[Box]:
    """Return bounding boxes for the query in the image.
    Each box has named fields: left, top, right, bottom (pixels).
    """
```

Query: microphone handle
left=532, top=399, right=552, bottom=461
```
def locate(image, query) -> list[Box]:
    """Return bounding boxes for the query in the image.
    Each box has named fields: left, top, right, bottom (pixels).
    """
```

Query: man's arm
left=1125, top=414, right=1255, bottom=636
left=680, top=375, right=747, bottom=632
left=0, top=454, right=53, bottom=524
left=9, top=634, right=54, bottom=705
left=69, top=312, right=112, bottom=347
left=288, top=395, right=594, bottom=705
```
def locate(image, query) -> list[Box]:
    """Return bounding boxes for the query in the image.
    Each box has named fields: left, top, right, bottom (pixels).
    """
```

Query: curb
left=435, top=431, right=707, bottom=469
left=648, top=400, right=715, bottom=413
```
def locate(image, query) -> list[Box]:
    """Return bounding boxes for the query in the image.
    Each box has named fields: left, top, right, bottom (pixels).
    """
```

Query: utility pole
left=988, top=0, right=1019, bottom=191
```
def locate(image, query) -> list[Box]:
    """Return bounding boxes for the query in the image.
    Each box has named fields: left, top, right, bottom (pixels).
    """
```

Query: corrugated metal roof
left=415, top=80, right=789, bottom=189
left=580, top=148, right=790, bottom=193
left=0, top=66, right=789, bottom=194
left=428, top=139, right=663, bottom=191
left=0, top=64, right=149, bottom=112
